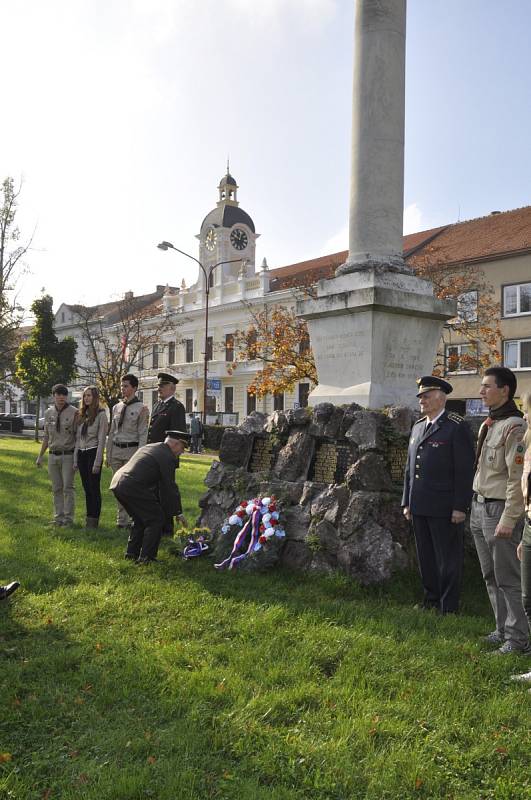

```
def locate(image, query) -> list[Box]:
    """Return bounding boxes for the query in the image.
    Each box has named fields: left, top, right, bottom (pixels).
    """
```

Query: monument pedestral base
left=296, top=269, right=456, bottom=410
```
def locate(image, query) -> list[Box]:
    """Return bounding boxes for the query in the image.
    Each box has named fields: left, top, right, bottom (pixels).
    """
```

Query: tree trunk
left=34, top=396, right=40, bottom=442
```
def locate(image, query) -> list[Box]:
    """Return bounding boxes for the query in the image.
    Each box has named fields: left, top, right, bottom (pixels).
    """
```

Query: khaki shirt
left=473, top=415, right=526, bottom=528
left=106, top=398, right=149, bottom=462
left=42, top=404, right=78, bottom=451
left=74, top=410, right=109, bottom=469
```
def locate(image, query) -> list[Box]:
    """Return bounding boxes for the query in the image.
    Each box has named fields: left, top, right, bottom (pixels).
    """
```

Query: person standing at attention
left=35, top=384, right=78, bottom=527
left=106, top=373, right=149, bottom=529
left=471, top=367, right=530, bottom=655
left=74, top=386, right=108, bottom=529
left=402, top=376, right=475, bottom=614
left=147, top=372, right=186, bottom=535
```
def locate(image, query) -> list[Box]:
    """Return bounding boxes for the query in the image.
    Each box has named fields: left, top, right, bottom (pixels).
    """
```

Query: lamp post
left=157, top=241, right=244, bottom=424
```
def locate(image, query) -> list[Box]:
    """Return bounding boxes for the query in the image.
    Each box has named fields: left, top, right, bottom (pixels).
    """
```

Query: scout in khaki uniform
left=471, top=367, right=530, bottom=655
left=35, top=383, right=79, bottom=526
left=106, top=373, right=149, bottom=528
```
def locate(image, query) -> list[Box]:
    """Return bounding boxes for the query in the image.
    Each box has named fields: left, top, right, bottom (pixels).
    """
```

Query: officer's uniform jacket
left=42, top=404, right=78, bottom=452
left=147, top=396, right=186, bottom=445
left=110, top=443, right=182, bottom=516
left=473, top=415, right=526, bottom=529
left=402, top=410, right=475, bottom=518
left=106, top=397, right=149, bottom=462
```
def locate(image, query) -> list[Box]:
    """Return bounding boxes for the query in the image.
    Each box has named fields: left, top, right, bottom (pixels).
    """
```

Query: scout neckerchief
left=81, top=407, right=104, bottom=438
left=118, top=396, right=141, bottom=429
left=55, top=402, right=69, bottom=431
left=474, top=399, right=523, bottom=472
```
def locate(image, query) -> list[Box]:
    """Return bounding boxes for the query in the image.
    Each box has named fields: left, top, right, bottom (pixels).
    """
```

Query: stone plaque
left=249, top=436, right=274, bottom=473
left=310, top=442, right=357, bottom=484
left=388, top=443, right=408, bottom=484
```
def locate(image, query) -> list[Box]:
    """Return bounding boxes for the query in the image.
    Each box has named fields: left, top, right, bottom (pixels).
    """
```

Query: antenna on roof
left=457, top=204, right=460, bottom=222
left=227, top=155, right=230, bottom=174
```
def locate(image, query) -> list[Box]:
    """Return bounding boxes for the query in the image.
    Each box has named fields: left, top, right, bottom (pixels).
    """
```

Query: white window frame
left=445, top=343, right=478, bottom=375
left=503, top=282, right=531, bottom=317
left=504, top=338, right=531, bottom=371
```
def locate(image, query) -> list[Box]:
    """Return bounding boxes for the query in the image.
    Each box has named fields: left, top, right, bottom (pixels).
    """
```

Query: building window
left=225, top=333, right=234, bottom=362
left=0, top=401, right=5, bottom=413
left=273, top=392, right=284, bottom=411
left=61, top=311, right=65, bottom=323
left=298, top=383, right=310, bottom=408
left=205, top=395, right=217, bottom=415
left=138, top=349, right=144, bottom=370
left=168, top=341, right=175, bottom=365
left=185, top=339, right=194, bottom=363
left=206, top=336, right=213, bottom=361
left=456, top=291, right=478, bottom=323
left=445, top=343, right=478, bottom=374
left=504, top=283, right=531, bottom=317
left=151, top=390, right=158, bottom=408
left=504, top=338, right=531, bottom=370
left=246, top=390, right=256, bottom=415
left=185, top=388, right=193, bottom=413
left=225, top=386, right=234, bottom=413
left=138, top=391, right=144, bottom=403
left=152, top=344, right=159, bottom=369
left=10, top=401, right=17, bottom=414
left=247, top=329, right=258, bottom=359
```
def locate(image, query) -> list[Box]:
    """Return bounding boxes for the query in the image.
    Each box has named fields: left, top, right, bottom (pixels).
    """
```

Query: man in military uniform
left=106, top=373, right=149, bottom=528
left=471, top=366, right=530, bottom=655
left=147, top=373, right=186, bottom=444
left=402, top=376, right=475, bottom=614
left=110, top=431, right=190, bottom=564
left=147, top=372, right=186, bottom=535
left=35, top=384, right=79, bottom=526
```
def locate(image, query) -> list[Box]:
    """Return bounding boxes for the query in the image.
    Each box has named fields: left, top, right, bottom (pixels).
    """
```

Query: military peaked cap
left=157, top=372, right=179, bottom=385
left=416, top=376, right=453, bottom=397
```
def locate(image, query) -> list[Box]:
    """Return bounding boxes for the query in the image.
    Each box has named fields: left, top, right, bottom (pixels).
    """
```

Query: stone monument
left=297, top=0, right=455, bottom=409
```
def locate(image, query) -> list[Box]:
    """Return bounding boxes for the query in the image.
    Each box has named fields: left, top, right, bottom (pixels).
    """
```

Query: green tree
left=15, top=295, right=77, bottom=440
left=0, top=177, right=31, bottom=388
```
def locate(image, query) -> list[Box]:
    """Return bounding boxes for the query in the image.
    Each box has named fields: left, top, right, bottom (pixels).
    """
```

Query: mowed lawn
left=0, top=439, right=530, bottom=800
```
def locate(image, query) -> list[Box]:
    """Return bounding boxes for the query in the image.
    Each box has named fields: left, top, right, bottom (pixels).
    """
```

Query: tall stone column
left=297, top=0, right=455, bottom=410
left=338, top=0, right=408, bottom=274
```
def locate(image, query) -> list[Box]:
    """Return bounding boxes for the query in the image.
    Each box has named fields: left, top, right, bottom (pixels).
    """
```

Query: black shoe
left=136, top=557, right=158, bottom=566
left=124, top=553, right=138, bottom=561
left=0, top=581, right=20, bottom=600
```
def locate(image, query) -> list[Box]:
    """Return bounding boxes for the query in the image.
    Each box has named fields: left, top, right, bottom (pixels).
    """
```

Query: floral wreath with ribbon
left=214, top=495, right=286, bottom=570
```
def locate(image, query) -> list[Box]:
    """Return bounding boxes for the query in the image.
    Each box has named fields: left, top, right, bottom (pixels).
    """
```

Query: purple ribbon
left=215, top=510, right=261, bottom=570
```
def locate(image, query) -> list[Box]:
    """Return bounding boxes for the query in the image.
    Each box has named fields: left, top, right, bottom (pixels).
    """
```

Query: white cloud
left=403, top=202, right=423, bottom=234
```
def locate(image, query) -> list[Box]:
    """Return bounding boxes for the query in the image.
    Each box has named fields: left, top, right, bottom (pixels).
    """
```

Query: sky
left=2, top=0, right=531, bottom=314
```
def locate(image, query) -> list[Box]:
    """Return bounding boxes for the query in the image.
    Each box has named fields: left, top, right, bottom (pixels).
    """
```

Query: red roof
left=268, top=206, right=531, bottom=290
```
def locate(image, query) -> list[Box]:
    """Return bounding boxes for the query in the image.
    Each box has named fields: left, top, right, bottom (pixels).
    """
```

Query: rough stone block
left=346, top=453, right=393, bottom=492
left=240, top=411, right=267, bottom=435
left=345, top=410, right=387, bottom=451
left=274, top=430, right=315, bottom=482
left=219, top=430, right=253, bottom=468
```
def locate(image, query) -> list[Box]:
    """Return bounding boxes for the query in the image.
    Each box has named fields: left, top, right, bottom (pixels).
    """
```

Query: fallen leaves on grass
left=147, top=755, right=157, bottom=765
left=0, top=753, right=12, bottom=762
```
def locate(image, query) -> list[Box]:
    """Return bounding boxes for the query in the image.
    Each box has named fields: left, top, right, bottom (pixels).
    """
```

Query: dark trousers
left=112, top=482, right=164, bottom=561
left=412, top=515, right=464, bottom=614
left=522, top=519, right=531, bottom=630
left=160, top=463, right=177, bottom=536
left=77, top=448, right=102, bottom=519
left=191, top=434, right=201, bottom=454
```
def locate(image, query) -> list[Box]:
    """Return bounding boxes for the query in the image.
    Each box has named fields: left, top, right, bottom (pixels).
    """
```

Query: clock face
left=230, top=227, right=248, bottom=251
left=205, top=227, right=216, bottom=251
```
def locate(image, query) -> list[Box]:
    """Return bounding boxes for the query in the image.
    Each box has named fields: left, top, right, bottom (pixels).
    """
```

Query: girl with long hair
left=74, top=386, right=108, bottom=528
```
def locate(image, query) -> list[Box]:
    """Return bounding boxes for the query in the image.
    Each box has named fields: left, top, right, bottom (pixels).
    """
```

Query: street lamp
left=157, top=241, right=244, bottom=424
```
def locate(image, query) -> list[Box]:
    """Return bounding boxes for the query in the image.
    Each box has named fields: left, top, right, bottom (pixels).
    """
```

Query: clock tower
left=197, top=167, right=258, bottom=291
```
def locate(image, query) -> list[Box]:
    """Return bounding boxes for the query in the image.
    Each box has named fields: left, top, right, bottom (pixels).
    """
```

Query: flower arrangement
left=215, top=495, right=286, bottom=570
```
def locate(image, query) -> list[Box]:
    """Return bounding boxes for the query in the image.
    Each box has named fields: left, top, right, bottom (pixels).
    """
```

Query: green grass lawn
left=0, top=438, right=529, bottom=800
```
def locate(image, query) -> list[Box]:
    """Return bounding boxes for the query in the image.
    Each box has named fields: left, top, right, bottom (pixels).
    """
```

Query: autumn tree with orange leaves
left=410, top=247, right=501, bottom=375
left=231, top=303, right=317, bottom=398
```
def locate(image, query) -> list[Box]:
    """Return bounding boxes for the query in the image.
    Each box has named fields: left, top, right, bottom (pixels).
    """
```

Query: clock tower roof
left=200, top=204, right=256, bottom=234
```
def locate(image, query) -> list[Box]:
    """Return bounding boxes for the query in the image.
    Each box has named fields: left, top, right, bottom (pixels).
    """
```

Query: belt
left=49, top=449, right=74, bottom=455
left=114, top=441, right=139, bottom=448
left=78, top=447, right=97, bottom=453
left=474, top=493, right=505, bottom=504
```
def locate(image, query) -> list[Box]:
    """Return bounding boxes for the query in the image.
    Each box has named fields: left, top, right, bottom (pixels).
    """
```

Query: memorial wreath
left=215, top=495, right=286, bottom=570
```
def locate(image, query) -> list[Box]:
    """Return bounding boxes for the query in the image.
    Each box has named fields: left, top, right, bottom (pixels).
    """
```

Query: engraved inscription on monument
left=388, top=442, right=409, bottom=484
left=310, top=442, right=357, bottom=484
left=249, top=436, right=274, bottom=473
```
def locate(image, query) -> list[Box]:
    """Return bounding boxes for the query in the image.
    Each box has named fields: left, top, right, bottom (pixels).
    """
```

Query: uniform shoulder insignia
left=413, top=416, right=427, bottom=425
left=447, top=412, right=464, bottom=424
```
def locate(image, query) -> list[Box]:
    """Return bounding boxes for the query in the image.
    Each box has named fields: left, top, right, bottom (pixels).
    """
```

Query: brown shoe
left=85, top=517, right=99, bottom=529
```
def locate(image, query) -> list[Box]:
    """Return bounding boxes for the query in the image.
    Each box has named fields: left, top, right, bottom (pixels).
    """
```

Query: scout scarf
left=55, top=402, right=69, bottom=431
left=118, top=396, right=141, bottom=429
left=474, top=399, right=524, bottom=471
left=81, top=407, right=104, bottom=438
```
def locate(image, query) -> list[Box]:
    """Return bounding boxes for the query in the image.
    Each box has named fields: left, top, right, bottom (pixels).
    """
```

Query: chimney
left=124, top=291, right=134, bottom=300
